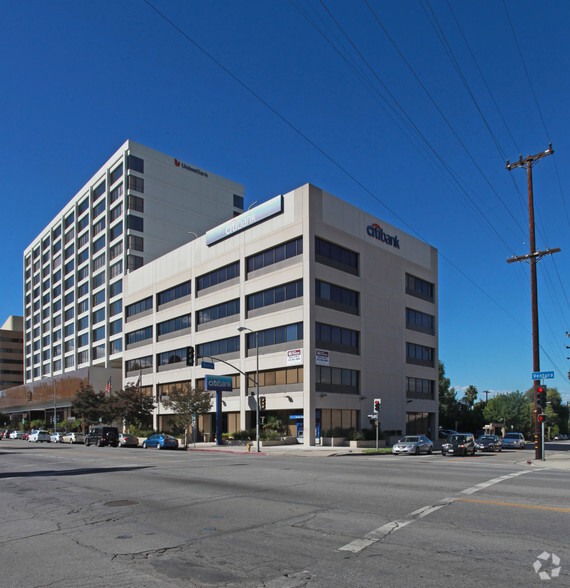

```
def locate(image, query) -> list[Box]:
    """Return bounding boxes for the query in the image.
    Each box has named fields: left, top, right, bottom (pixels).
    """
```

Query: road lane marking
left=457, top=498, right=570, bottom=513
left=338, top=469, right=534, bottom=553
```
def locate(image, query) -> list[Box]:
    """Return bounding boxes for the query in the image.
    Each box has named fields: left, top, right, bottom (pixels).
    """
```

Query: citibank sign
left=366, top=223, right=400, bottom=249
left=206, top=195, right=283, bottom=246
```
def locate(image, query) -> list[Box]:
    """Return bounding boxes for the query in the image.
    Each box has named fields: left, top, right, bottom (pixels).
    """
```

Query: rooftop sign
left=366, top=223, right=400, bottom=249
left=206, top=195, right=283, bottom=246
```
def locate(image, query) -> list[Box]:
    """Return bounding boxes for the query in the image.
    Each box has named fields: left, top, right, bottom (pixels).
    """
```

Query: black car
left=85, top=426, right=119, bottom=447
left=441, top=433, right=476, bottom=456
left=475, top=435, right=502, bottom=452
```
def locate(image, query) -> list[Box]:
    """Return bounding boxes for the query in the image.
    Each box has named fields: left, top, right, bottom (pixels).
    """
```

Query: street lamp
left=238, top=326, right=259, bottom=452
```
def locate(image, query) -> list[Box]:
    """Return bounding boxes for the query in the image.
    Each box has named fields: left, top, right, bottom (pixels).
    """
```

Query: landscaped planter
left=349, top=440, right=386, bottom=448
left=321, top=437, right=348, bottom=447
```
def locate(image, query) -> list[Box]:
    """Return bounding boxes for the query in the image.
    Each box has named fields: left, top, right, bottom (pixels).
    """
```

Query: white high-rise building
left=23, top=140, right=244, bottom=384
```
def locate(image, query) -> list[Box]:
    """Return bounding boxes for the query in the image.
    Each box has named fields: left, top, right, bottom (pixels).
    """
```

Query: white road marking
left=338, top=469, right=534, bottom=553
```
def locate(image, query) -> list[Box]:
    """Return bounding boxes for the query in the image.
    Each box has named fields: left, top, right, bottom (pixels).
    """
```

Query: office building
left=0, top=316, right=24, bottom=390
left=23, top=140, right=244, bottom=390
left=123, top=184, right=439, bottom=445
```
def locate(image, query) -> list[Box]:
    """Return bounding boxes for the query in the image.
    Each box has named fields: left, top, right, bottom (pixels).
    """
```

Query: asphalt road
left=1, top=440, right=569, bottom=587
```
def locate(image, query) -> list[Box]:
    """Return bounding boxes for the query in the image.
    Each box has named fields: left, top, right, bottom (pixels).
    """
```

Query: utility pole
left=506, top=144, right=559, bottom=460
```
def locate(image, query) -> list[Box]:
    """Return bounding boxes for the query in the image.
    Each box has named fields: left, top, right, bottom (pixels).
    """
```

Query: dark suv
left=85, top=426, right=119, bottom=447
left=441, top=433, right=476, bottom=456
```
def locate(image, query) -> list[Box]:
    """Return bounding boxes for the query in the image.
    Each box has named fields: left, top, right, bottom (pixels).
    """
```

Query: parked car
left=10, top=430, right=24, bottom=439
left=438, top=428, right=459, bottom=439
left=475, top=435, right=502, bottom=452
left=84, top=426, right=119, bottom=447
left=142, top=433, right=179, bottom=450
left=502, top=432, right=525, bottom=449
left=118, top=433, right=139, bottom=447
left=392, top=435, right=433, bottom=455
left=29, top=430, right=51, bottom=443
left=553, top=434, right=568, bottom=441
left=62, top=432, right=85, bottom=444
left=442, top=433, right=476, bottom=456
left=50, top=432, right=65, bottom=443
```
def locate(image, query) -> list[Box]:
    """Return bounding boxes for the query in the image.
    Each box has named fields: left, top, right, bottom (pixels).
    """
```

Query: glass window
left=127, top=214, right=144, bottom=232
left=128, top=155, right=144, bottom=173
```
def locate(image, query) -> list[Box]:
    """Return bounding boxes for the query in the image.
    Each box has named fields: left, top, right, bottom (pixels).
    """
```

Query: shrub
left=232, top=429, right=256, bottom=441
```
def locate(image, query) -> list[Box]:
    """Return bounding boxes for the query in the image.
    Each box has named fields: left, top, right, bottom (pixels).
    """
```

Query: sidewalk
left=187, top=442, right=570, bottom=469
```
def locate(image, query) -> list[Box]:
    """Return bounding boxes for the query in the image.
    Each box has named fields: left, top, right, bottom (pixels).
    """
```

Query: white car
left=50, top=432, right=65, bottom=443
left=10, top=430, right=25, bottom=439
left=502, top=432, right=525, bottom=449
left=29, top=430, right=51, bottom=443
left=392, top=434, right=433, bottom=455
left=62, top=432, right=84, bottom=444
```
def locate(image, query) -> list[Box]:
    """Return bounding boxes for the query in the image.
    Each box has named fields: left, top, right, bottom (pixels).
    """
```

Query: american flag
left=105, top=377, right=112, bottom=395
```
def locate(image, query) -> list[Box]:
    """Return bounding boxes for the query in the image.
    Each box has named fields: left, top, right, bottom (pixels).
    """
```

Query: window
left=93, top=217, right=106, bottom=236
left=109, top=279, right=122, bottom=297
left=78, top=214, right=89, bottom=232
left=93, top=181, right=106, bottom=201
left=93, top=290, right=105, bottom=307
left=157, top=347, right=189, bottom=366
left=158, top=280, right=191, bottom=306
left=78, top=231, right=89, bottom=248
left=126, top=326, right=153, bottom=346
left=107, top=261, right=122, bottom=281
left=110, top=221, right=123, bottom=242
left=233, top=194, right=244, bottom=209
left=125, top=355, right=152, bottom=374
left=78, top=316, right=88, bottom=331
left=64, top=260, right=74, bottom=275
left=110, top=319, right=122, bottom=336
left=245, top=323, right=303, bottom=349
left=77, top=248, right=89, bottom=265
left=92, top=308, right=105, bottom=324
left=157, top=313, right=191, bottom=337
left=77, top=299, right=89, bottom=315
left=92, top=253, right=105, bottom=271
left=93, top=326, right=105, bottom=342
left=247, top=237, right=303, bottom=273
left=315, top=280, right=359, bottom=314
left=247, top=280, right=302, bottom=311
left=197, top=336, right=239, bottom=358
left=65, top=338, right=74, bottom=352
left=126, top=296, right=152, bottom=318
left=315, top=322, right=359, bottom=354
left=127, top=214, right=144, bottom=232
left=406, top=308, right=435, bottom=335
left=78, top=333, right=88, bottom=348
left=93, top=200, right=106, bottom=219
left=406, top=377, right=435, bottom=400
left=64, top=212, right=74, bottom=229
left=127, top=235, right=143, bottom=251
left=93, top=235, right=105, bottom=254
left=128, top=155, right=144, bottom=173
left=110, top=241, right=123, bottom=260
left=110, top=164, right=123, bottom=185
left=92, top=272, right=105, bottom=289
left=127, top=255, right=143, bottom=271
left=78, top=197, right=89, bottom=215
left=315, top=237, right=359, bottom=275
left=110, top=339, right=122, bottom=354
left=64, top=308, right=74, bottom=321
left=406, top=274, right=435, bottom=302
left=246, top=366, right=303, bottom=389
left=110, top=202, right=123, bottom=222
left=127, top=175, right=144, bottom=193
left=110, top=183, right=123, bottom=204
left=197, top=299, right=239, bottom=325
left=197, top=261, right=239, bottom=291
left=92, top=345, right=105, bottom=360
left=64, top=227, right=74, bottom=244
left=77, top=282, right=89, bottom=298
left=110, top=300, right=122, bottom=317
left=315, top=366, right=359, bottom=394
left=406, top=343, right=435, bottom=366
left=64, top=292, right=74, bottom=306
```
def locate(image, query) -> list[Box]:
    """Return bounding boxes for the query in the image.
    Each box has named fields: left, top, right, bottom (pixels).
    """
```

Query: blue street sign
left=201, top=361, right=215, bottom=369
left=205, top=375, right=233, bottom=392
left=532, top=371, right=554, bottom=380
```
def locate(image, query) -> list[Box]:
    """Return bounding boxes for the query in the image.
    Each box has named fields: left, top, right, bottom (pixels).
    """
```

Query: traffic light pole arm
left=203, top=355, right=258, bottom=387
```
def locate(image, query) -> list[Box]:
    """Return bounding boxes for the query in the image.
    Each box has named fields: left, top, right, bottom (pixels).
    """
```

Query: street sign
left=532, top=371, right=554, bottom=380
left=201, top=361, right=215, bottom=369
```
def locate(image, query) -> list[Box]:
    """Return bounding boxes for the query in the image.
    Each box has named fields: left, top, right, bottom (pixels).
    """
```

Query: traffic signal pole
left=506, top=145, right=558, bottom=460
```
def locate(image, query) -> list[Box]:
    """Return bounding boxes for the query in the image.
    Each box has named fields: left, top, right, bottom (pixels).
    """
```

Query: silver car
left=392, top=435, right=433, bottom=455
left=502, top=432, right=525, bottom=449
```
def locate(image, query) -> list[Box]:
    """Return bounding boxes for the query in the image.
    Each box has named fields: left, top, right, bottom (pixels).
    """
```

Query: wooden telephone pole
left=506, top=144, right=559, bottom=460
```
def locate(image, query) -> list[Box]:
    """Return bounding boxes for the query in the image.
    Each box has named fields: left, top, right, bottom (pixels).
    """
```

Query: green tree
left=483, top=392, right=532, bottom=437
left=438, top=361, right=461, bottom=429
left=462, top=385, right=478, bottom=409
left=162, top=384, right=213, bottom=447
left=71, top=382, right=113, bottom=432
left=111, top=384, right=155, bottom=430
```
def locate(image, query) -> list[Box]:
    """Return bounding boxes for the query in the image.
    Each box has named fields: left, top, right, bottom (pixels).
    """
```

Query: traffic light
left=259, top=396, right=266, bottom=411
left=536, top=386, right=546, bottom=409
left=374, top=398, right=381, bottom=413
left=186, top=346, right=195, bottom=366
left=538, top=413, right=548, bottom=423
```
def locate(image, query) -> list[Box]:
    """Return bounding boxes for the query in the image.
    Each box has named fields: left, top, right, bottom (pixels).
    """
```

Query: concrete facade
left=0, top=316, right=24, bottom=391
left=123, top=184, right=439, bottom=445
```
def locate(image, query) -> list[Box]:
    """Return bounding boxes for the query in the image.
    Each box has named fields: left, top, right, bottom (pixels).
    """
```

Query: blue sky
left=1, top=1, right=569, bottom=403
